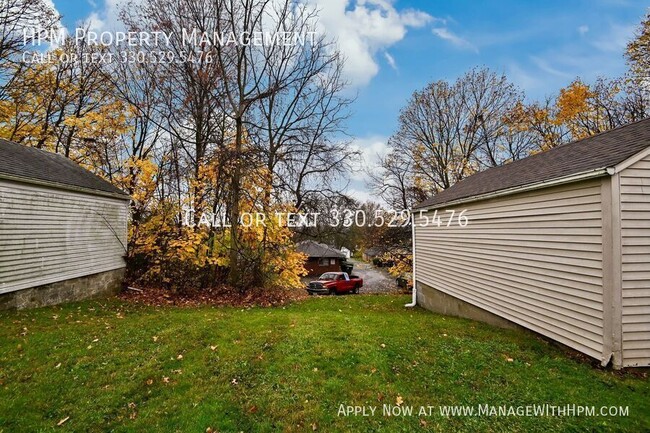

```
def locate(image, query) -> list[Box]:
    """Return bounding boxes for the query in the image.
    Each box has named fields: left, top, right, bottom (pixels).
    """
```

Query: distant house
left=362, top=247, right=382, bottom=262
left=412, top=118, right=650, bottom=368
left=0, top=140, right=130, bottom=310
left=340, top=246, right=351, bottom=259
left=296, top=240, right=346, bottom=276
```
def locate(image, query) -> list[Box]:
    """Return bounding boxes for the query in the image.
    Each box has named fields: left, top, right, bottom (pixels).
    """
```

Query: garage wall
left=414, top=179, right=606, bottom=361
left=619, top=153, right=650, bottom=367
left=0, top=179, right=128, bottom=294
left=304, top=258, right=344, bottom=276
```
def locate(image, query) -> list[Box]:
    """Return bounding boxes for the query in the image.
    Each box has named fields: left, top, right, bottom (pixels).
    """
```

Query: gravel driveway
left=347, top=259, right=399, bottom=294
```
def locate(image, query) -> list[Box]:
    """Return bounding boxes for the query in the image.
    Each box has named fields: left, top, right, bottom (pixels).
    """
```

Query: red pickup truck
left=307, top=272, right=363, bottom=295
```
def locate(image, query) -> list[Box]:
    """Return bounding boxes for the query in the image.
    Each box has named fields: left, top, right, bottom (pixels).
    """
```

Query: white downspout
left=405, top=210, right=417, bottom=307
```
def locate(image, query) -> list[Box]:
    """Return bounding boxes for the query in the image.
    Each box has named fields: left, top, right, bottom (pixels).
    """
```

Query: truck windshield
left=319, top=273, right=338, bottom=281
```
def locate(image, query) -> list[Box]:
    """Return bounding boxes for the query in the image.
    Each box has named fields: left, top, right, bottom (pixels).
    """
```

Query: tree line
left=370, top=13, right=650, bottom=210
left=0, top=0, right=358, bottom=291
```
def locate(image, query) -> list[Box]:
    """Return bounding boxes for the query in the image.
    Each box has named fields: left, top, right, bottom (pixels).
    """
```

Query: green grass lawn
left=0, top=295, right=648, bottom=433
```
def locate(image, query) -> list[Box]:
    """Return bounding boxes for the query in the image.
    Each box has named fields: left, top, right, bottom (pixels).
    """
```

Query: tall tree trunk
left=228, top=116, right=243, bottom=286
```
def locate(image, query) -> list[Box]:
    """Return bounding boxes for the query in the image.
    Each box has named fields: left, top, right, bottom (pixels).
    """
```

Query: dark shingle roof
left=363, top=247, right=383, bottom=257
left=296, top=240, right=346, bottom=259
left=415, top=117, right=650, bottom=209
left=0, top=139, right=128, bottom=197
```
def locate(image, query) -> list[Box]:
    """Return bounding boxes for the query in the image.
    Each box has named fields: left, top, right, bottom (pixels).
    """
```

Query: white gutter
left=405, top=210, right=417, bottom=308
left=414, top=168, right=610, bottom=212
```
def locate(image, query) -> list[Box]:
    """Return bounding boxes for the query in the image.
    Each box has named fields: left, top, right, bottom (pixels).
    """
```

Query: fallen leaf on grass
left=210, top=346, right=217, bottom=351
left=153, top=336, right=159, bottom=342
left=380, top=344, right=386, bottom=348
left=396, top=395, right=404, bottom=406
left=231, top=378, right=238, bottom=385
left=163, top=377, right=170, bottom=383
left=177, top=354, right=183, bottom=360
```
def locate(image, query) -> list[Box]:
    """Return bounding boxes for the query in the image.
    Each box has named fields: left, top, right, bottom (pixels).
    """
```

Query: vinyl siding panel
left=0, top=179, right=128, bottom=294
left=414, top=180, right=605, bottom=361
left=619, top=154, right=650, bottom=367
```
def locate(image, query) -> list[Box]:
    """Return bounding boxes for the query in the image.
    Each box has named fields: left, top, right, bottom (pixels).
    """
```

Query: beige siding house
left=0, top=139, right=130, bottom=309
left=412, top=118, right=650, bottom=368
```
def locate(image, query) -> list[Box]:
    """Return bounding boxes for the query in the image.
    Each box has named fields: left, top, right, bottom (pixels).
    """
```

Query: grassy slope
left=0, top=295, right=648, bottom=433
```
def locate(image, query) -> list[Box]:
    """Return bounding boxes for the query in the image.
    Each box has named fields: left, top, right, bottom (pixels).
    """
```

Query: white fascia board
left=414, top=168, right=610, bottom=212
left=610, top=146, right=650, bottom=174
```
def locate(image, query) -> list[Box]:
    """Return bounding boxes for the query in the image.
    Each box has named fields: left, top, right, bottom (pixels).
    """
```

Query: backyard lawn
left=0, top=294, right=648, bottom=432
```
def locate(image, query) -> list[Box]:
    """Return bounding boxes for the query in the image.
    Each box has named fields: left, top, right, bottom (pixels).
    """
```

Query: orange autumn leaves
left=503, top=78, right=640, bottom=152
left=127, top=161, right=307, bottom=290
left=0, top=47, right=308, bottom=291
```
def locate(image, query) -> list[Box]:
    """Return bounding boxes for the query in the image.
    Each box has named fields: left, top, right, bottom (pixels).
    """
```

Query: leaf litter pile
left=119, top=285, right=309, bottom=308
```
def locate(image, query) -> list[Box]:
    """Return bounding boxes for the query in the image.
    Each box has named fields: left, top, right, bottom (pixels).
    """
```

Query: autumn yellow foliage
left=126, top=158, right=306, bottom=291
left=556, top=81, right=593, bottom=125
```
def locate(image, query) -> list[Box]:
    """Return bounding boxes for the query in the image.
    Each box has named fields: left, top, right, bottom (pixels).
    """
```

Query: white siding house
left=412, top=118, right=650, bottom=368
left=0, top=139, right=130, bottom=309
left=619, top=152, right=650, bottom=367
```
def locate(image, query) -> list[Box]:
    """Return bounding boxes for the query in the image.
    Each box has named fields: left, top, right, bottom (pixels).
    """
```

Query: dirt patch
left=119, top=285, right=308, bottom=308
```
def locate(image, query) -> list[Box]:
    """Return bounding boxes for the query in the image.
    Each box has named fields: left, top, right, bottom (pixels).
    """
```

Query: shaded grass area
left=0, top=295, right=648, bottom=432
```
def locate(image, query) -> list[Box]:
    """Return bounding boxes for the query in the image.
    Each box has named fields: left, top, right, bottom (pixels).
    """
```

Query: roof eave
left=413, top=168, right=610, bottom=212
left=610, top=145, right=650, bottom=174
left=0, top=172, right=131, bottom=201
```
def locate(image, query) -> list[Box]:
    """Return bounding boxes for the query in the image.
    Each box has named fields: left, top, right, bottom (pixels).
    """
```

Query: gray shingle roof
left=363, top=247, right=383, bottom=257
left=0, top=139, right=128, bottom=197
left=415, top=117, right=650, bottom=210
left=296, top=240, right=346, bottom=259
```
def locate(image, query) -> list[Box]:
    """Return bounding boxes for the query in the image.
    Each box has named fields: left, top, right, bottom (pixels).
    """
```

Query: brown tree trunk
left=228, top=116, right=243, bottom=286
